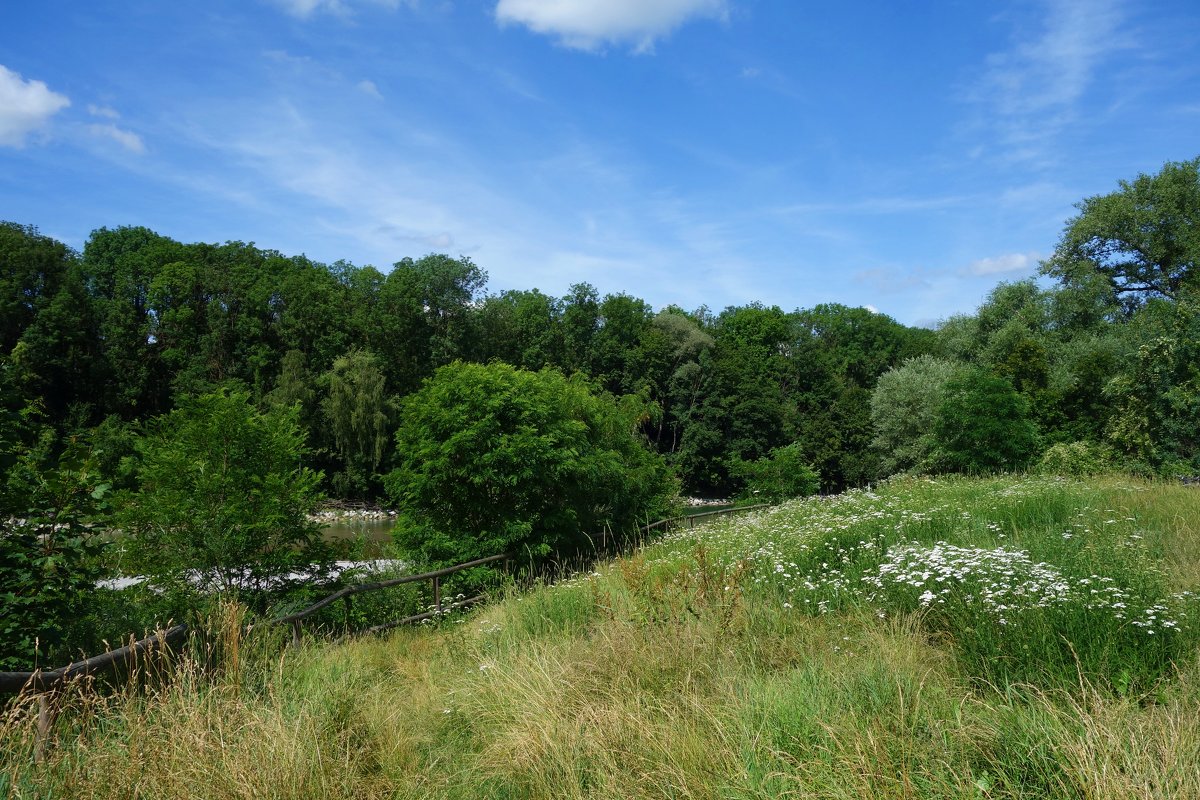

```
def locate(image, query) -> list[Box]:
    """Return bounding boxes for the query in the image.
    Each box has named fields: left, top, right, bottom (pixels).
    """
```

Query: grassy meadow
left=5, top=475, right=1200, bottom=799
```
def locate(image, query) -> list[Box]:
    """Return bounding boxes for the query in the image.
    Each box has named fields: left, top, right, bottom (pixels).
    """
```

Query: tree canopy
left=1042, top=157, right=1200, bottom=311
left=385, top=361, right=677, bottom=570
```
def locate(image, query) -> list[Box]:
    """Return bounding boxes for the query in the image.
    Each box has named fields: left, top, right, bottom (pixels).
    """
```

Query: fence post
left=291, top=618, right=303, bottom=647
left=34, top=693, right=53, bottom=764
left=433, top=575, right=442, bottom=615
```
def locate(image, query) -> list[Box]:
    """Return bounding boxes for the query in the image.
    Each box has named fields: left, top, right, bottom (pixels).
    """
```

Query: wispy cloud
left=87, top=122, right=145, bottom=154
left=356, top=79, right=383, bottom=98
left=776, top=194, right=968, bottom=217
left=960, top=251, right=1041, bottom=277
left=265, top=0, right=416, bottom=20
left=0, top=64, right=70, bottom=147
left=967, top=0, right=1130, bottom=162
left=86, top=104, right=121, bottom=120
left=494, top=0, right=728, bottom=53
left=853, top=267, right=934, bottom=294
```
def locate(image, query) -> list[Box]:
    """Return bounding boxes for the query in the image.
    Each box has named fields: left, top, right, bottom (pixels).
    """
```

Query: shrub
left=1037, top=441, right=1118, bottom=477
left=933, top=369, right=1040, bottom=473
left=385, top=362, right=678, bottom=574
left=730, top=442, right=820, bottom=504
left=116, top=389, right=329, bottom=612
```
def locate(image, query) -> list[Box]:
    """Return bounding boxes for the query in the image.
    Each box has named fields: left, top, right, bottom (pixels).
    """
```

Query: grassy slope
left=5, top=475, right=1200, bottom=799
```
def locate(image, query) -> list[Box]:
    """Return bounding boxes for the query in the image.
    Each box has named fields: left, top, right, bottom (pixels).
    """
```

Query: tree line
left=2, top=156, right=1197, bottom=670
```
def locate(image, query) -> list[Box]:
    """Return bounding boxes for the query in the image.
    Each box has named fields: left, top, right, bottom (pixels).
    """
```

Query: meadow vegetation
left=5, top=474, right=1199, bottom=799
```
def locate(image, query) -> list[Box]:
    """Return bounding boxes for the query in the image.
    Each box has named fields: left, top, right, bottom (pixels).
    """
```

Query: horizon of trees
left=3, top=157, right=1199, bottom=508
left=2, top=156, right=1198, bottom=670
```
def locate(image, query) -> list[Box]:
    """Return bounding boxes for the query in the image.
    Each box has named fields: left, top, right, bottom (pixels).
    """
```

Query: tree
left=385, top=362, right=677, bottom=570
left=0, top=362, right=110, bottom=669
left=870, top=355, right=968, bottom=476
left=933, top=369, right=1040, bottom=474
left=729, top=443, right=820, bottom=504
left=1102, top=297, right=1200, bottom=472
left=116, top=389, right=327, bottom=606
left=321, top=349, right=394, bottom=498
left=1041, top=157, right=1200, bottom=312
left=0, top=221, right=72, bottom=355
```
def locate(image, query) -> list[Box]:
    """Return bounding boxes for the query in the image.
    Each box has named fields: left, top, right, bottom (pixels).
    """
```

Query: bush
left=385, top=362, right=678, bottom=574
left=730, top=443, right=820, bottom=504
left=933, top=369, right=1040, bottom=474
left=1037, top=441, right=1118, bottom=477
left=115, top=389, right=329, bottom=613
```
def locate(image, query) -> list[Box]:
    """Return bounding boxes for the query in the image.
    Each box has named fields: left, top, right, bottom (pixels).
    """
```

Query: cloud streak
left=969, top=0, right=1129, bottom=161
left=961, top=251, right=1041, bottom=277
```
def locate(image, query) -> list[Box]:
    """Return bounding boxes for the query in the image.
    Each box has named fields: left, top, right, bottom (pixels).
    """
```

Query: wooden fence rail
left=3, top=502, right=773, bottom=695
left=2, top=500, right=776, bottom=763
left=273, top=552, right=511, bottom=645
left=0, top=623, right=190, bottom=697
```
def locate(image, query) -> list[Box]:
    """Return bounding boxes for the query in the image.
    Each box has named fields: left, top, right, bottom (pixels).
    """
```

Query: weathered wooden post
left=34, top=692, right=53, bottom=764
left=291, top=618, right=303, bottom=647
left=433, top=575, right=442, bottom=615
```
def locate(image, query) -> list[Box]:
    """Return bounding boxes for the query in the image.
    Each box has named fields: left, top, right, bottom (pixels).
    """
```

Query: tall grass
left=4, top=475, right=1199, bottom=799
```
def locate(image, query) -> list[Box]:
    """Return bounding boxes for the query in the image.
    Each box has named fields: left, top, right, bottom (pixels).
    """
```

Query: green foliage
left=385, top=361, right=678, bottom=571
left=321, top=348, right=395, bottom=498
left=933, top=369, right=1040, bottom=474
left=1037, top=441, right=1118, bottom=477
left=870, top=355, right=968, bottom=476
left=1042, top=156, right=1200, bottom=312
left=0, top=368, right=111, bottom=669
left=730, top=443, right=820, bottom=504
left=1101, top=297, right=1200, bottom=473
left=115, top=389, right=328, bottom=610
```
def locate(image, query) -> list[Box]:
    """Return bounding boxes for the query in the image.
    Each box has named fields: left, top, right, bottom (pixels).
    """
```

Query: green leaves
left=932, top=369, right=1040, bottom=474
left=1042, top=156, right=1200, bottom=312
left=115, top=389, right=327, bottom=608
left=386, top=362, right=678, bottom=573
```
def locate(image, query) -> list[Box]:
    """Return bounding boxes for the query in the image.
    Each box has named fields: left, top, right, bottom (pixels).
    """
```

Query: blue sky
left=2, top=0, right=1198, bottom=326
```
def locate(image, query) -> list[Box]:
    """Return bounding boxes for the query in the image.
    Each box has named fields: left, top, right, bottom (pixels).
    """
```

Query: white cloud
left=969, top=0, right=1130, bottom=161
left=87, top=104, right=121, bottom=119
left=494, top=0, right=728, bottom=52
left=0, top=64, right=70, bottom=147
left=357, top=79, right=383, bottom=98
left=267, top=0, right=416, bottom=19
left=88, top=123, right=146, bottom=154
left=962, top=251, right=1041, bottom=277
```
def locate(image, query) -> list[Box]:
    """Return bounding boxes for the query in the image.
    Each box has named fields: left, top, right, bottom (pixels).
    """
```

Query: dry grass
left=4, top=476, right=1200, bottom=799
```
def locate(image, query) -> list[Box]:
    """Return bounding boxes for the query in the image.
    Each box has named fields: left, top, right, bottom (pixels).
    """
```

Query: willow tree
left=321, top=348, right=394, bottom=497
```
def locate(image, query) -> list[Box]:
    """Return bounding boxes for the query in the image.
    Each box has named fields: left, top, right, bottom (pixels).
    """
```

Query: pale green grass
left=4, top=475, right=1199, bottom=799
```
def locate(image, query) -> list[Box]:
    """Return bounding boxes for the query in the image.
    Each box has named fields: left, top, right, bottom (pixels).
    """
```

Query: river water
left=319, top=504, right=735, bottom=558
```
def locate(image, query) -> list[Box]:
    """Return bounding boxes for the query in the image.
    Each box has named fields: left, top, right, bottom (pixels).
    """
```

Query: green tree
left=0, top=364, right=110, bottom=669
left=321, top=349, right=394, bottom=498
left=385, top=362, right=677, bottom=571
left=116, top=389, right=326, bottom=607
left=870, top=355, right=968, bottom=476
left=1102, top=297, right=1200, bottom=473
left=1041, top=157, right=1200, bottom=312
left=933, top=369, right=1040, bottom=474
left=0, top=222, right=72, bottom=355
left=729, top=442, right=820, bottom=504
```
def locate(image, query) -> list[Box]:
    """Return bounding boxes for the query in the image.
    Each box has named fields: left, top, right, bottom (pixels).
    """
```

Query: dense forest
left=2, top=157, right=1198, bottom=668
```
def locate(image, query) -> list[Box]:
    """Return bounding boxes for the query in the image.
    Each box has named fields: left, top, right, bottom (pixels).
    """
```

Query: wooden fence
left=2, top=502, right=769, bottom=698
left=2, top=501, right=773, bottom=761
left=274, top=552, right=511, bottom=645
left=276, top=503, right=769, bottom=645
